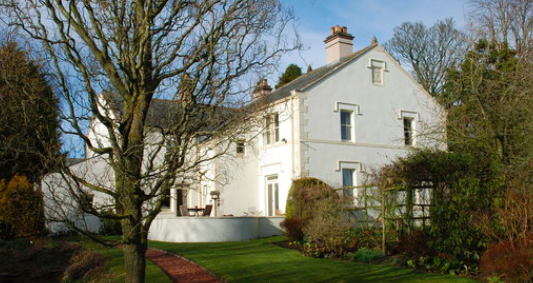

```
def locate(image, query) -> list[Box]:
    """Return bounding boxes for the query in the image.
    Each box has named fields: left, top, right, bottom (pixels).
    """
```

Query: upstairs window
left=340, top=110, right=352, bottom=141
left=265, top=113, right=279, bottom=145
left=236, top=140, right=245, bottom=155
left=403, top=117, right=414, bottom=146
left=370, top=60, right=384, bottom=85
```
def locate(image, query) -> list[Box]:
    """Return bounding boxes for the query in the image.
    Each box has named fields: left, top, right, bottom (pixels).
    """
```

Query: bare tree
left=468, top=0, right=533, bottom=58
left=384, top=18, right=466, bottom=97
left=0, top=1, right=298, bottom=282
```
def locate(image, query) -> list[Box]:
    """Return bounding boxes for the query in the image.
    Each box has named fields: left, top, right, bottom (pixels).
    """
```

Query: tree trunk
left=116, top=89, right=150, bottom=283
left=118, top=169, right=149, bottom=283
left=123, top=240, right=147, bottom=283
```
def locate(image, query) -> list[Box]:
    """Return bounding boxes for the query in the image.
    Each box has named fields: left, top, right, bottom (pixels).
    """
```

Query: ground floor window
left=162, top=189, right=171, bottom=208
left=342, top=168, right=355, bottom=197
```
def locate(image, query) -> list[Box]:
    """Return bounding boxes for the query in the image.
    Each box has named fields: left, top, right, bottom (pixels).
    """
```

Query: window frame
left=266, top=175, right=280, bottom=216
left=403, top=117, right=414, bottom=146
left=399, top=110, right=418, bottom=147
left=340, top=110, right=353, bottom=142
left=265, top=113, right=280, bottom=145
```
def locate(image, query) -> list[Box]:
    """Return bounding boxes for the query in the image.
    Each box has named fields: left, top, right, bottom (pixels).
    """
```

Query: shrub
left=282, top=178, right=336, bottom=241
left=285, top=177, right=336, bottom=219
left=389, top=230, right=434, bottom=258
left=376, top=149, right=502, bottom=271
left=479, top=237, right=533, bottom=283
left=62, top=250, right=108, bottom=282
left=302, top=195, right=354, bottom=257
left=351, top=228, right=382, bottom=250
left=0, top=175, right=46, bottom=239
left=351, top=247, right=385, bottom=263
left=279, top=218, right=305, bottom=241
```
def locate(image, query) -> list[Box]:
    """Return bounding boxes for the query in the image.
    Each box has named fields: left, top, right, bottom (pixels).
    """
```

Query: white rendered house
left=193, top=26, right=445, bottom=218
left=42, top=26, right=445, bottom=240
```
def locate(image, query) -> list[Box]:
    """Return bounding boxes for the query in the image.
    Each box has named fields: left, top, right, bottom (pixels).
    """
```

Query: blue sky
left=277, top=0, right=470, bottom=76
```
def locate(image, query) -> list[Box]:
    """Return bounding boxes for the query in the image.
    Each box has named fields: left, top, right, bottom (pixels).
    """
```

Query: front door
left=266, top=175, right=279, bottom=216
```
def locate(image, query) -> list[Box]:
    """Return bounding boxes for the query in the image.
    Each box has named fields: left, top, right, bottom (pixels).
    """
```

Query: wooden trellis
left=339, top=180, right=434, bottom=254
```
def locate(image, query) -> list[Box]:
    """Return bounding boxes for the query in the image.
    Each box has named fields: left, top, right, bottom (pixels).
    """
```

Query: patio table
left=187, top=207, right=205, bottom=216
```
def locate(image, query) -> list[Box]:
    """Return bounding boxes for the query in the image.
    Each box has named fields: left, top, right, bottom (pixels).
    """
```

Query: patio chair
left=179, top=205, right=190, bottom=217
left=202, top=204, right=213, bottom=217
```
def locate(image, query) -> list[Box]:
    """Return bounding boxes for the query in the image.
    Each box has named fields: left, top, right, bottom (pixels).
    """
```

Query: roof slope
left=99, top=43, right=378, bottom=129
left=101, top=92, right=239, bottom=132
left=262, top=43, right=377, bottom=104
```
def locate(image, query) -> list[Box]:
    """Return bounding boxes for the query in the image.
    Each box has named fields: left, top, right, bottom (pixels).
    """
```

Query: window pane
left=340, top=111, right=351, bottom=125
left=265, top=115, right=271, bottom=144
left=268, top=184, right=273, bottom=216
left=341, top=126, right=350, bottom=140
left=342, top=169, right=354, bottom=197
left=274, top=114, right=279, bottom=142
left=274, top=184, right=279, bottom=212
left=236, top=140, right=245, bottom=154
left=403, top=118, right=413, bottom=145
left=265, top=113, right=279, bottom=144
left=342, top=169, right=354, bottom=187
left=340, top=111, right=352, bottom=141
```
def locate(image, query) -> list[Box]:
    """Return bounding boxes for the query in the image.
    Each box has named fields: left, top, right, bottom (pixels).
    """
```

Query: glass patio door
left=266, top=175, right=279, bottom=216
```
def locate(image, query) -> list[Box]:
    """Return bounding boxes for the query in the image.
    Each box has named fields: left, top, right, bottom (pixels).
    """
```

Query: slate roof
left=101, top=43, right=377, bottom=128
left=101, top=92, right=239, bottom=131
left=260, top=43, right=377, bottom=104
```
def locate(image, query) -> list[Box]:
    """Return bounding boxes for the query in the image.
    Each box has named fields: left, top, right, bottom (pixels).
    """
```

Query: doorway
left=266, top=175, right=279, bottom=216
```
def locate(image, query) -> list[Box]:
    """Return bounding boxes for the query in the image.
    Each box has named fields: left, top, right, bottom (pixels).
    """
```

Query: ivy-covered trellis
left=346, top=149, right=503, bottom=265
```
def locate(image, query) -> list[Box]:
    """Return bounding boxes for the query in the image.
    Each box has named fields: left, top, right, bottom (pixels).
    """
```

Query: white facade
left=42, top=27, right=445, bottom=240
left=208, top=43, right=445, bottom=218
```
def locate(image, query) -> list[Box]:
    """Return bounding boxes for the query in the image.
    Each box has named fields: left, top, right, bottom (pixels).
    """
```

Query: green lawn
left=150, top=236, right=479, bottom=283
left=79, top=238, right=172, bottom=283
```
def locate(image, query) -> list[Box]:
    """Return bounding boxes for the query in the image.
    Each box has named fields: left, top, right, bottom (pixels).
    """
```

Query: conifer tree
left=276, top=64, right=302, bottom=88
left=0, top=41, right=60, bottom=182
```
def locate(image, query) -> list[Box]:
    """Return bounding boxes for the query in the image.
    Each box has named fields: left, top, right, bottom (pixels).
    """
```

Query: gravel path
left=145, top=248, right=223, bottom=283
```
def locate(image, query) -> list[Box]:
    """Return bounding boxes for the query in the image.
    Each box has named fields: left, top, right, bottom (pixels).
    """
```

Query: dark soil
left=0, top=239, right=81, bottom=283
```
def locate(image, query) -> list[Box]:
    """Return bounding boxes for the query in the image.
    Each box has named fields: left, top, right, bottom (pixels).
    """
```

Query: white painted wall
left=41, top=156, right=113, bottom=233
left=212, top=98, right=300, bottom=217
left=211, top=45, right=445, bottom=218
left=148, top=214, right=284, bottom=242
left=301, top=45, right=445, bottom=189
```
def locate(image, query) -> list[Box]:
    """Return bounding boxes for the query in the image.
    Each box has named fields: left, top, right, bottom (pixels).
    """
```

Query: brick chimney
left=324, top=26, right=354, bottom=65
